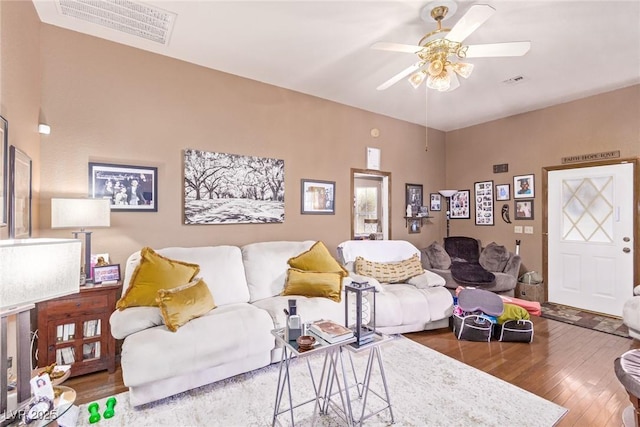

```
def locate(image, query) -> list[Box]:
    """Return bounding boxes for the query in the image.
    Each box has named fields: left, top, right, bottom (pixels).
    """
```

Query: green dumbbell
left=88, top=402, right=101, bottom=424
left=103, top=396, right=117, bottom=419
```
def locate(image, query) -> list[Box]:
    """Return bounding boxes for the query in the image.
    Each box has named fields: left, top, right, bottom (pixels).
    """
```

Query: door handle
left=623, top=247, right=631, bottom=253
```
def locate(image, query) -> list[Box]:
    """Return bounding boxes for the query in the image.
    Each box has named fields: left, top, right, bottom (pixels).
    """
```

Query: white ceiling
left=32, top=0, right=640, bottom=132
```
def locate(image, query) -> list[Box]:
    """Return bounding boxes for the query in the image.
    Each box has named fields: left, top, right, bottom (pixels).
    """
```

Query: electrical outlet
left=514, top=226, right=523, bottom=233
left=524, top=226, right=534, bottom=234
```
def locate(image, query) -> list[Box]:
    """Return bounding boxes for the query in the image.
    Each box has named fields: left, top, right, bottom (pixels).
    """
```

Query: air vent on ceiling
left=56, top=0, right=176, bottom=45
left=502, top=75, right=527, bottom=85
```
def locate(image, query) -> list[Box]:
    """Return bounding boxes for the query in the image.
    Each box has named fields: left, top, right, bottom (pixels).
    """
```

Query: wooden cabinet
left=36, top=283, right=122, bottom=377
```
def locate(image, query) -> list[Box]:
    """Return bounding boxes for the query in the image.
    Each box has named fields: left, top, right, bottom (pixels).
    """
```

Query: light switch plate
left=514, top=226, right=523, bottom=233
left=524, top=226, right=534, bottom=234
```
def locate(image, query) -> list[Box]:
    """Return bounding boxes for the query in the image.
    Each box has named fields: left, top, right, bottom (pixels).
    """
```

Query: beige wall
left=0, top=0, right=42, bottom=240
left=445, top=85, right=640, bottom=274
left=4, top=1, right=638, bottom=281
left=37, top=23, right=447, bottom=265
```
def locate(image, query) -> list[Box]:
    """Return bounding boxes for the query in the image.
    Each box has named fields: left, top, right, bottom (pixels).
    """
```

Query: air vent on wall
left=56, top=0, right=176, bottom=45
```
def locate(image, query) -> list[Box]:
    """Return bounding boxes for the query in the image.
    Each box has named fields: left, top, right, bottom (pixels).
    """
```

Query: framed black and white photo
left=449, top=190, right=470, bottom=219
left=9, top=146, right=32, bottom=238
left=495, top=184, right=510, bottom=201
left=474, top=180, right=494, bottom=226
left=515, top=199, right=534, bottom=220
left=0, top=116, right=7, bottom=228
left=405, top=183, right=423, bottom=216
left=93, top=264, right=121, bottom=284
left=429, top=193, right=442, bottom=211
left=89, top=162, right=158, bottom=212
left=301, top=179, right=335, bottom=214
left=513, top=174, right=535, bottom=199
left=184, top=149, right=284, bottom=224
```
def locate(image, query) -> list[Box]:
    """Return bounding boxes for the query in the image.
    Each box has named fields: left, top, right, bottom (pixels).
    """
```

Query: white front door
left=547, top=162, right=634, bottom=316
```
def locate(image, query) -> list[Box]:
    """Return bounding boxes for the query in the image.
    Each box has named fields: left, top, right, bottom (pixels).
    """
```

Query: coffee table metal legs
left=272, top=346, right=352, bottom=426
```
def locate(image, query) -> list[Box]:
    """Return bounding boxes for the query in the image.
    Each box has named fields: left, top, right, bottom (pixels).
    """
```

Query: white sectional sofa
left=110, top=240, right=452, bottom=406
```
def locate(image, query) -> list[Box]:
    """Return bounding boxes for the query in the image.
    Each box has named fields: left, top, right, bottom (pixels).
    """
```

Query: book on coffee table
left=308, top=319, right=354, bottom=344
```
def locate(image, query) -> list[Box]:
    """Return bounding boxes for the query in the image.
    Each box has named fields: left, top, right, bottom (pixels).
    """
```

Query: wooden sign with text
left=561, top=150, right=620, bottom=164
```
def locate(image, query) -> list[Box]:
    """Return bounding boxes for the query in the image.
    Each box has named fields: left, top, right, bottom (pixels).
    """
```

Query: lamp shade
left=51, top=198, right=111, bottom=228
left=438, top=189, right=458, bottom=198
left=0, top=238, right=82, bottom=311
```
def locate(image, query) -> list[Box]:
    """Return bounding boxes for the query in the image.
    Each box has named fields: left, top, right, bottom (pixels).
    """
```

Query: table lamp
left=438, top=190, right=458, bottom=238
left=51, top=198, right=110, bottom=283
left=0, top=238, right=81, bottom=422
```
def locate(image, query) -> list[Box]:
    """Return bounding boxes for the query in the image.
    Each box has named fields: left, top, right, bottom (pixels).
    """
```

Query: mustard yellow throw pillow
left=287, top=241, right=348, bottom=277
left=157, top=278, right=216, bottom=332
left=354, top=254, right=423, bottom=284
left=281, top=268, right=343, bottom=302
left=117, top=247, right=200, bottom=310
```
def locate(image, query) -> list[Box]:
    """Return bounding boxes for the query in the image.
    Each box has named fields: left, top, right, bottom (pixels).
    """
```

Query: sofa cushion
left=117, top=247, right=200, bottom=310
left=338, top=240, right=421, bottom=264
left=156, top=278, right=216, bottom=332
left=281, top=269, right=342, bottom=302
left=354, top=254, right=423, bottom=284
left=444, top=236, right=481, bottom=263
left=407, top=270, right=447, bottom=288
left=287, top=241, right=348, bottom=277
left=424, top=242, right=451, bottom=270
left=120, top=303, right=274, bottom=388
left=122, top=246, right=250, bottom=307
left=479, top=242, right=511, bottom=272
left=242, top=241, right=316, bottom=302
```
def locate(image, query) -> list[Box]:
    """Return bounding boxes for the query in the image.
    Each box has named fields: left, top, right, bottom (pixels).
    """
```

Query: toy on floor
left=88, top=402, right=101, bottom=423
left=104, top=397, right=117, bottom=419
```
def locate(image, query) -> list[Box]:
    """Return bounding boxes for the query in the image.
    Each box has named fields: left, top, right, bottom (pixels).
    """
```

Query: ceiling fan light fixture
left=451, top=62, right=474, bottom=78
left=408, top=70, right=427, bottom=89
left=427, top=59, right=445, bottom=76
left=426, top=70, right=451, bottom=92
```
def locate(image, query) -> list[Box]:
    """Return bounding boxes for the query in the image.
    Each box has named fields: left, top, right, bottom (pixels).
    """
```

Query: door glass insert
left=82, top=342, right=101, bottom=361
left=83, top=319, right=101, bottom=338
left=561, top=176, right=613, bottom=243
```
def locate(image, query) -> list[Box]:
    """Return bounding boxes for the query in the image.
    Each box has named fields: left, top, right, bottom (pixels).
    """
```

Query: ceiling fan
left=373, top=1, right=531, bottom=92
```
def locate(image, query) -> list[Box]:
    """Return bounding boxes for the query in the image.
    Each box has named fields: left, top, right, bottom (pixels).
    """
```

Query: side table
left=342, top=333, right=394, bottom=426
left=270, top=328, right=356, bottom=426
left=36, top=282, right=122, bottom=377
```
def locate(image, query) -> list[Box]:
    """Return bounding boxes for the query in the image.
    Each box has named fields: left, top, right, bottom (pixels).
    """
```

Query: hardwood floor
left=65, top=316, right=640, bottom=426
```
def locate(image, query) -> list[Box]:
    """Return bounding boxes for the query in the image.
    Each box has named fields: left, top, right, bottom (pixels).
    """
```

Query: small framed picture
left=495, top=184, right=510, bottom=201
left=474, top=180, right=494, bottom=226
left=366, top=147, right=381, bottom=170
left=429, top=193, right=441, bottom=211
left=513, top=174, right=534, bottom=199
left=93, top=264, right=121, bottom=284
left=405, top=183, right=423, bottom=216
left=408, top=218, right=421, bottom=234
left=301, top=179, right=335, bottom=214
left=418, top=206, right=429, bottom=217
left=450, top=190, right=470, bottom=219
left=515, top=200, right=534, bottom=220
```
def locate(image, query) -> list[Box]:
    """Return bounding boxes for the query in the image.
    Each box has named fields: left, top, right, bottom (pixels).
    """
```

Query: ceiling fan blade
left=465, top=41, right=531, bottom=58
left=446, top=4, right=495, bottom=43
left=371, top=42, right=423, bottom=54
left=376, top=63, right=422, bottom=91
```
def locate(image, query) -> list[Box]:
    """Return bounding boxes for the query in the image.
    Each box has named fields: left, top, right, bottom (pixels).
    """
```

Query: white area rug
left=76, top=336, right=566, bottom=426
